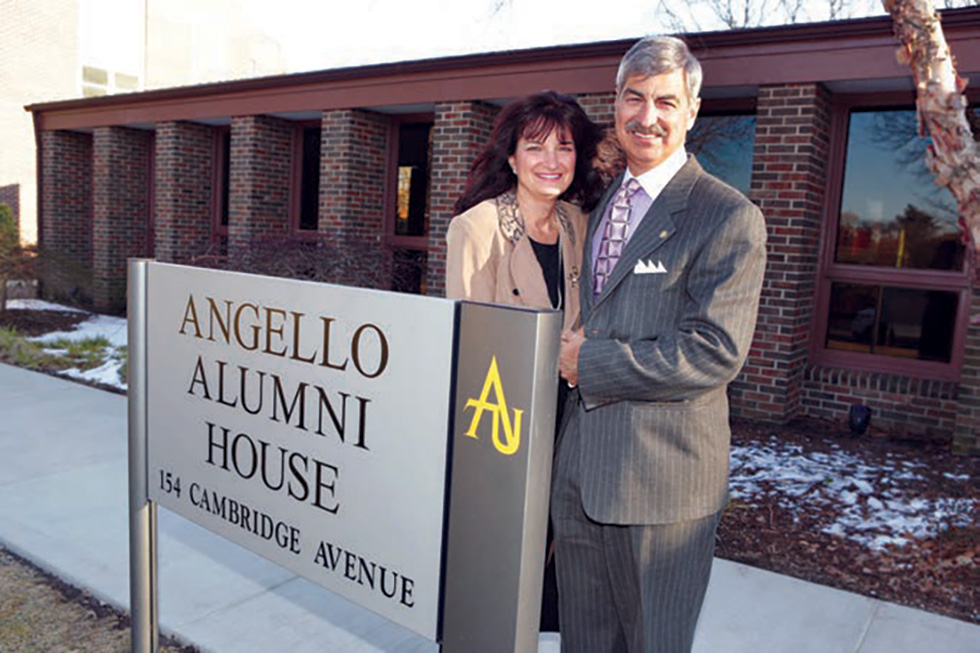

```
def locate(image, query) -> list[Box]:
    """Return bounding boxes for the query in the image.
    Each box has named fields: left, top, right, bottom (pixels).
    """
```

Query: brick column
left=426, top=101, right=498, bottom=297
left=39, top=130, right=93, bottom=304
left=154, top=121, right=216, bottom=263
left=92, top=126, right=152, bottom=312
left=319, top=109, right=388, bottom=243
left=732, top=84, right=831, bottom=421
left=953, top=269, right=980, bottom=455
left=228, top=115, right=293, bottom=254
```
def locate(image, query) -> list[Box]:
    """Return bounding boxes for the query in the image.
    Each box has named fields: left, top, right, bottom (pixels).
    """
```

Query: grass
left=0, top=327, right=62, bottom=370
left=0, top=326, right=122, bottom=380
left=42, top=335, right=113, bottom=370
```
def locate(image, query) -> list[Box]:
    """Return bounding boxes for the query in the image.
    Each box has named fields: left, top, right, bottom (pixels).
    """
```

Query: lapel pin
left=659, top=230, right=669, bottom=239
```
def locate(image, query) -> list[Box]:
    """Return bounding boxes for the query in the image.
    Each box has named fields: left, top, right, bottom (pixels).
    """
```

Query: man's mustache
left=625, top=121, right=667, bottom=137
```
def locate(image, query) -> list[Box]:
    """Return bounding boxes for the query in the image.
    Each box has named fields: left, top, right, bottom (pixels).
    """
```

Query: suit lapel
left=592, top=158, right=703, bottom=312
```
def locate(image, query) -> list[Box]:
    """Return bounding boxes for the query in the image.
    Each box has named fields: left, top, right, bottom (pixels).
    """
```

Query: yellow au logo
left=464, top=356, right=523, bottom=455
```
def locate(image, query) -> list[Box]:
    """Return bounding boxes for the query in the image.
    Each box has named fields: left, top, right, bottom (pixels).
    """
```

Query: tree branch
left=883, top=0, right=980, bottom=252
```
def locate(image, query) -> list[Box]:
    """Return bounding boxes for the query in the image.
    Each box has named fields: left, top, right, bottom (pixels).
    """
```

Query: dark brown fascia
left=26, top=7, right=980, bottom=132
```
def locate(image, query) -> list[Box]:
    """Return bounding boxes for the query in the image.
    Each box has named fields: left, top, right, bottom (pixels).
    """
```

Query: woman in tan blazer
left=445, top=90, right=604, bottom=634
left=447, top=91, right=604, bottom=331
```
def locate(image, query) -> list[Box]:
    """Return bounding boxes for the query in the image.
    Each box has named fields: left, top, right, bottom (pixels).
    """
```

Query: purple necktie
left=594, top=178, right=641, bottom=296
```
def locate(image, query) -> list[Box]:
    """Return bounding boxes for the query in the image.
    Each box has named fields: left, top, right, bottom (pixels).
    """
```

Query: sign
left=144, top=263, right=454, bottom=639
left=441, top=301, right=561, bottom=653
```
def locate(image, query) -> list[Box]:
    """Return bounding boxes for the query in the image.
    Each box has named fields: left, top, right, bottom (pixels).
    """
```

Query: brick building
left=27, top=10, right=980, bottom=453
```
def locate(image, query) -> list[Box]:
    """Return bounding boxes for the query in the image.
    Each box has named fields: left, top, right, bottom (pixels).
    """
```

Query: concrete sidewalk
left=0, top=362, right=975, bottom=652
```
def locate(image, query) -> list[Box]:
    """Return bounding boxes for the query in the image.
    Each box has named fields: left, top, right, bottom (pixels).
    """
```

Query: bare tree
left=655, top=0, right=882, bottom=31
left=883, top=0, right=980, bottom=251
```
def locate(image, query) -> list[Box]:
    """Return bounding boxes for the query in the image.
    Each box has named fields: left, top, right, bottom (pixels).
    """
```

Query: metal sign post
left=128, top=259, right=157, bottom=653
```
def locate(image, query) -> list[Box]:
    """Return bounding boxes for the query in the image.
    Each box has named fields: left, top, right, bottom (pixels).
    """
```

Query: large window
left=212, top=128, right=231, bottom=242
left=294, top=124, right=322, bottom=232
left=393, top=122, right=431, bottom=237
left=688, top=112, right=756, bottom=196
left=386, top=118, right=433, bottom=294
left=815, top=102, right=975, bottom=379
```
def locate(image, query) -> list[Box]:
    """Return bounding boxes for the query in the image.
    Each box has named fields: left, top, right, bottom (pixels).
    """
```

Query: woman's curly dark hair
left=454, top=91, right=605, bottom=215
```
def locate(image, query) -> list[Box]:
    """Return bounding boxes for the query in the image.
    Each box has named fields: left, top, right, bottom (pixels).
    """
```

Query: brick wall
left=953, top=272, right=980, bottom=454
left=804, top=366, right=959, bottom=442
left=39, top=130, right=93, bottom=304
left=319, top=109, right=388, bottom=243
left=0, top=184, right=19, bottom=228
left=735, top=84, right=831, bottom=420
left=154, top=121, right=215, bottom=263
left=577, top=92, right=616, bottom=129
left=426, top=101, right=498, bottom=297
left=228, top=115, right=292, bottom=253
left=92, top=126, right=152, bottom=313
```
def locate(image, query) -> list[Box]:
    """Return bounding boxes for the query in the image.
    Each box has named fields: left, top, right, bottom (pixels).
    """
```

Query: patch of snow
left=60, top=357, right=125, bottom=388
left=731, top=436, right=976, bottom=552
left=7, top=299, right=87, bottom=313
left=19, top=302, right=127, bottom=391
left=31, top=314, right=127, bottom=349
left=943, top=472, right=970, bottom=482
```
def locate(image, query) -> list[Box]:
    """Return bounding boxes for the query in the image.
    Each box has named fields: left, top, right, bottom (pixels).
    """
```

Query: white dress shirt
left=591, top=147, right=688, bottom=272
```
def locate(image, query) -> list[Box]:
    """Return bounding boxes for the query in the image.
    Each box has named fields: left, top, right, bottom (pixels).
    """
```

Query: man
left=554, top=36, right=766, bottom=652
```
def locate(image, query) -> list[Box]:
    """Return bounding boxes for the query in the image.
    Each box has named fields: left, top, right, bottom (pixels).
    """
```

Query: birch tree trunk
left=883, top=0, right=980, bottom=251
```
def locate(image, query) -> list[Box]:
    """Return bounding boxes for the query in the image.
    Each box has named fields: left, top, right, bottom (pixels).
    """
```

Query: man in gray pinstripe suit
left=554, top=36, right=766, bottom=652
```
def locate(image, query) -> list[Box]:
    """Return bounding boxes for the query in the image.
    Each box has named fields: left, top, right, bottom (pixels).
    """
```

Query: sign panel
left=441, top=302, right=561, bottom=653
left=145, top=262, right=454, bottom=639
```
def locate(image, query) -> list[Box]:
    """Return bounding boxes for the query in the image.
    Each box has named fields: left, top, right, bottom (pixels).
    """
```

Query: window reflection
left=836, top=110, right=964, bottom=270
left=826, top=282, right=956, bottom=363
left=394, top=123, right=431, bottom=237
left=688, top=114, right=755, bottom=195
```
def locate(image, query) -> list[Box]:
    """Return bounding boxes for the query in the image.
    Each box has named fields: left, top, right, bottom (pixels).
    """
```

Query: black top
left=529, top=238, right=569, bottom=433
left=529, top=238, right=563, bottom=310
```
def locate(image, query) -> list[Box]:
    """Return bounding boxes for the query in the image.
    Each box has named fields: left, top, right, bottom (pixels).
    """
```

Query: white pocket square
left=634, top=259, right=667, bottom=274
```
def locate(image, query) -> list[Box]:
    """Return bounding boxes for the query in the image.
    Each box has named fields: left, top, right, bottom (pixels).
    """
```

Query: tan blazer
left=445, top=193, right=587, bottom=332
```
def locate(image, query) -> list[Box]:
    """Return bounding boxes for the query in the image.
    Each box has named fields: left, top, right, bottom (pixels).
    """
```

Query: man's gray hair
left=615, top=36, right=702, bottom=101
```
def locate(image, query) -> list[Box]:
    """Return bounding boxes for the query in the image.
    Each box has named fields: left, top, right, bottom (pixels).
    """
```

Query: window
left=815, top=102, right=975, bottom=379
left=386, top=118, right=433, bottom=293
left=688, top=112, right=756, bottom=195
left=295, top=125, right=322, bottom=232
left=212, top=128, right=231, bottom=239
left=392, top=122, right=431, bottom=237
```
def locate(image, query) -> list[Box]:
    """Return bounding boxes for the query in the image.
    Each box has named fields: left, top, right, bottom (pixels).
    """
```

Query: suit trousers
left=551, top=414, right=721, bottom=653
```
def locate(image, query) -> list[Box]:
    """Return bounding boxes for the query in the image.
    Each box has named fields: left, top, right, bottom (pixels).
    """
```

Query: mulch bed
left=0, top=308, right=88, bottom=336
left=720, top=417, right=979, bottom=625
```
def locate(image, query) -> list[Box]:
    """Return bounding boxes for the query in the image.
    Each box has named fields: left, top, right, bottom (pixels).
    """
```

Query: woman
left=447, top=90, right=603, bottom=330
left=445, top=90, right=604, bottom=633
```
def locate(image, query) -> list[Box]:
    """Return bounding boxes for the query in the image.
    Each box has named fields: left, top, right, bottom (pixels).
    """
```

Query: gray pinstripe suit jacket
left=569, top=156, right=767, bottom=525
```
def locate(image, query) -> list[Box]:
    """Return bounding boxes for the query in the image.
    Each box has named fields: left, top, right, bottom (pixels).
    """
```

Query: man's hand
left=559, top=328, right=585, bottom=387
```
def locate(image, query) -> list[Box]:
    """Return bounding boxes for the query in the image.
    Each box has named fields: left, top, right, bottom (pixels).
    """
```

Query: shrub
left=0, top=205, right=35, bottom=314
left=187, top=235, right=423, bottom=293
